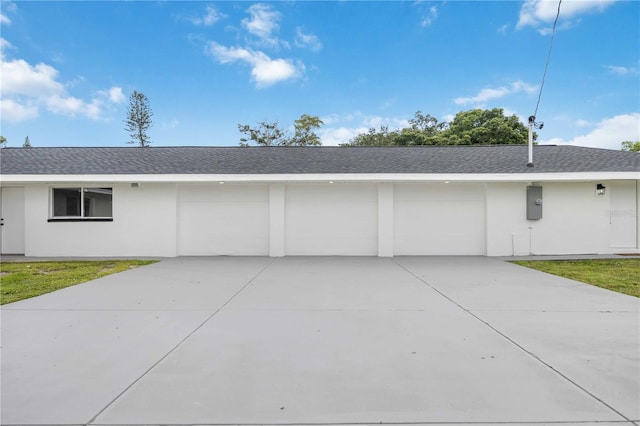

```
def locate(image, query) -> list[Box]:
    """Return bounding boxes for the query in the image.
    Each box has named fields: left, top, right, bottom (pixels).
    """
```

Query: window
left=50, top=187, right=113, bottom=221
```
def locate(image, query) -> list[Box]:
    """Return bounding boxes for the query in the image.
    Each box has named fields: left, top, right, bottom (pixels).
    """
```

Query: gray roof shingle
left=1, top=145, right=638, bottom=175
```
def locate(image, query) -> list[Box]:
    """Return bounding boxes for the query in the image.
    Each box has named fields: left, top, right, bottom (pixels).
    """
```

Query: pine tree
left=23, top=136, right=32, bottom=148
left=124, top=90, right=153, bottom=147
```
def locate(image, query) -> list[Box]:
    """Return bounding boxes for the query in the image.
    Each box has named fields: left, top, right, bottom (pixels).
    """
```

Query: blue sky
left=1, top=0, right=638, bottom=150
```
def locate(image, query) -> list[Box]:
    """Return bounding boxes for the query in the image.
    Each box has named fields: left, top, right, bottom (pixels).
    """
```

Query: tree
left=23, top=136, right=31, bottom=148
left=238, top=121, right=287, bottom=147
left=440, top=108, right=533, bottom=145
left=238, top=114, right=324, bottom=147
left=0, top=136, right=6, bottom=148
left=343, top=108, right=533, bottom=147
left=345, top=126, right=399, bottom=146
left=621, top=141, right=640, bottom=152
left=289, top=114, right=324, bottom=146
left=394, top=111, right=448, bottom=146
left=124, top=90, right=153, bottom=147
left=408, top=111, right=447, bottom=135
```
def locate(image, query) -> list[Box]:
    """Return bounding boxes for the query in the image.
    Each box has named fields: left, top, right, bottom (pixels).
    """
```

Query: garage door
left=177, top=184, right=269, bottom=255
left=394, top=184, right=486, bottom=255
left=285, top=184, right=378, bottom=255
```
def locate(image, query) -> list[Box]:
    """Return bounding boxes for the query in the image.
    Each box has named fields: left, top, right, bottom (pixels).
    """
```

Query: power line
left=533, top=0, right=562, bottom=118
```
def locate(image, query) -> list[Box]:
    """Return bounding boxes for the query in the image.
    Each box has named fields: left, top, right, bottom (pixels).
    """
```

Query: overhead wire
left=533, top=0, right=562, bottom=118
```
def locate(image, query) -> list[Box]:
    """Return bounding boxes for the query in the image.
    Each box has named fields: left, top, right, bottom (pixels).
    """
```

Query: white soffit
left=1, top=172, right=639, bottom=184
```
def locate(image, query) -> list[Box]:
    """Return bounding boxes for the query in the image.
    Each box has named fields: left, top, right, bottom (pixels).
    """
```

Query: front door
left=1, top=187, right=25, bottom=254
left=610, top=181, right=637, bottom=248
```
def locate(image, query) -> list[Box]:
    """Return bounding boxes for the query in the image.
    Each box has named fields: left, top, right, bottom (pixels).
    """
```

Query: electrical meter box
left=527, top=186, right=543, bottom=220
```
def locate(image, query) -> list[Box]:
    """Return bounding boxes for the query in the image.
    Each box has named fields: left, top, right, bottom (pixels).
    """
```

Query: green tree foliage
left=344, top=108, right=533, bottom=146
left=238, top=121, right=287, bottom=147
left=124, top=90, right=153, bottom=147
left=347, top=126, right=398, bottom=146
left=238, top=114, right=324, bottom=147
left=444, top=108, right=533, bottom=145
left=23, top=136, right=31, bottom=148
left=346, top=112, right=447, bottom=147
left=0, top=136, right=6, bottom=148
left=621, top=141, right=640, bottom=152
left=289, top=114, right=324, bottom=146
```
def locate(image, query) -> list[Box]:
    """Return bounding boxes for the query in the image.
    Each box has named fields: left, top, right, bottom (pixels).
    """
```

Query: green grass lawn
left=0, top=260, right=157, bottom=305
left=512, top=258, right=640, bottom=298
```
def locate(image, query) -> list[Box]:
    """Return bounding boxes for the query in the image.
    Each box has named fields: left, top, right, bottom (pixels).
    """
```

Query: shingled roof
left=1, top=145, right=638, bottom=175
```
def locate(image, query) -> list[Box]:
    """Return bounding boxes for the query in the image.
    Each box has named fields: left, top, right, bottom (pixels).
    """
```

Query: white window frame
left=49, top=186, right=114, bottom=221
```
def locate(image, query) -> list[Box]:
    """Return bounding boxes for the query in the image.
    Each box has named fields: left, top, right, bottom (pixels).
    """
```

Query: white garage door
left=394, top=184, right=486, bottom=255
left=285, top=184, right=378, bottom=255
left=177, top=184, right=269, bottom=255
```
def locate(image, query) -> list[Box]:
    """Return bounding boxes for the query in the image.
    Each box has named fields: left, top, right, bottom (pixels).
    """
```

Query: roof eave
left=1, top=171, right=638, bottom=185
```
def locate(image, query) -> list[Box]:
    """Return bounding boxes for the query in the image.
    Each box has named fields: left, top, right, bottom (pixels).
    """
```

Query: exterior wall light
left=596, top=184, right=606, bottom=195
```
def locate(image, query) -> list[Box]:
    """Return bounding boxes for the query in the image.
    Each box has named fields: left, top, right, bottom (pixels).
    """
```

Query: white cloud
left=0, top=98, right=38, bottom=122
left=0, top=37, right=12, bottom=58
left=206, top=42, right=302, bottom=88
left=319, top=111, right=410, bottom=146
left=1, top=1, right=17, bottom=25
left=517, top=0, right=617, bottom=32
left=107, top=86, right=125, bottom=103
left=294, top=28, right=322, bottom=52
left=320, top=126, right=369, bottom=146
left=454, top=80, right=537, bottom=106
left=536, top=19, right=576, bottom=35
left=190, top=5, right=225, bottom=26
left=161, top=118, right=180, bottom=129
left=1, top=58, right=65, bottom=97
left=542, top=113, right=640, bottom=150
left=242, top=3, right=281, bottom=47
left=575, top=119, right=592, bottom=127
left=419, top=5, right=438, bottom=27
left=606, top=65, right=639, bottom=76
left=0, top=52, right=124, bottom=122
left=46, top=94, right=102, bottom=119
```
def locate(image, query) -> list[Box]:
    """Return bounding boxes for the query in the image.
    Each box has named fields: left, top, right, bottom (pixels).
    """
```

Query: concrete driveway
left=1, top=256, right=638, bottom=425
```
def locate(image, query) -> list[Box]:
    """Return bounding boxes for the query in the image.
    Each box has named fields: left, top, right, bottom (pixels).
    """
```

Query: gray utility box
left=527, top=186, right=543, bottom=220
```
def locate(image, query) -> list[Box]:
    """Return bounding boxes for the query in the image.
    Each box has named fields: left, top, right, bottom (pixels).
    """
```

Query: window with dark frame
left=51, top=187, right=113, bottom=219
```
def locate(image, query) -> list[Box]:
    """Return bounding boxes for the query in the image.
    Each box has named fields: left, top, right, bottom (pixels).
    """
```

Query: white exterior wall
left=377, top=183, right=394, bottom=257
left=532, top=182, right=610, bottom=254
left=12, top=179, right=639, bottom=258
left=485, top=183, right=531, bottom=256
left=485, top=181, right=639, bottom=256
left=24, top=183, right=178, bottom=257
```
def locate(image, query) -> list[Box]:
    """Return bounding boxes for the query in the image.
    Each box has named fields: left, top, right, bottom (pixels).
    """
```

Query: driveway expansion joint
left=391, top=259, right=634, bottom=423
left=84, top=257, right=280, bottom=425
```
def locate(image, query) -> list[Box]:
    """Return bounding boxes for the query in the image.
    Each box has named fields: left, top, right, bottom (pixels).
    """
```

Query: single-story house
left=0, top=145, right=638, bottom=257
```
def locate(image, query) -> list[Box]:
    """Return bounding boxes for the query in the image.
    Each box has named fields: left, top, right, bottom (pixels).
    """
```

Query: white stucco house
left=0, top=145, right=638, bottom=257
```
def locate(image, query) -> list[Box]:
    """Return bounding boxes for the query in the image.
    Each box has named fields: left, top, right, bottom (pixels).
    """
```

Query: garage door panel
left=394, top=185, right=486, bottom=255
left=285, top=184, right=378, bottom=256
left=178, top=185, right=269, bottom=256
